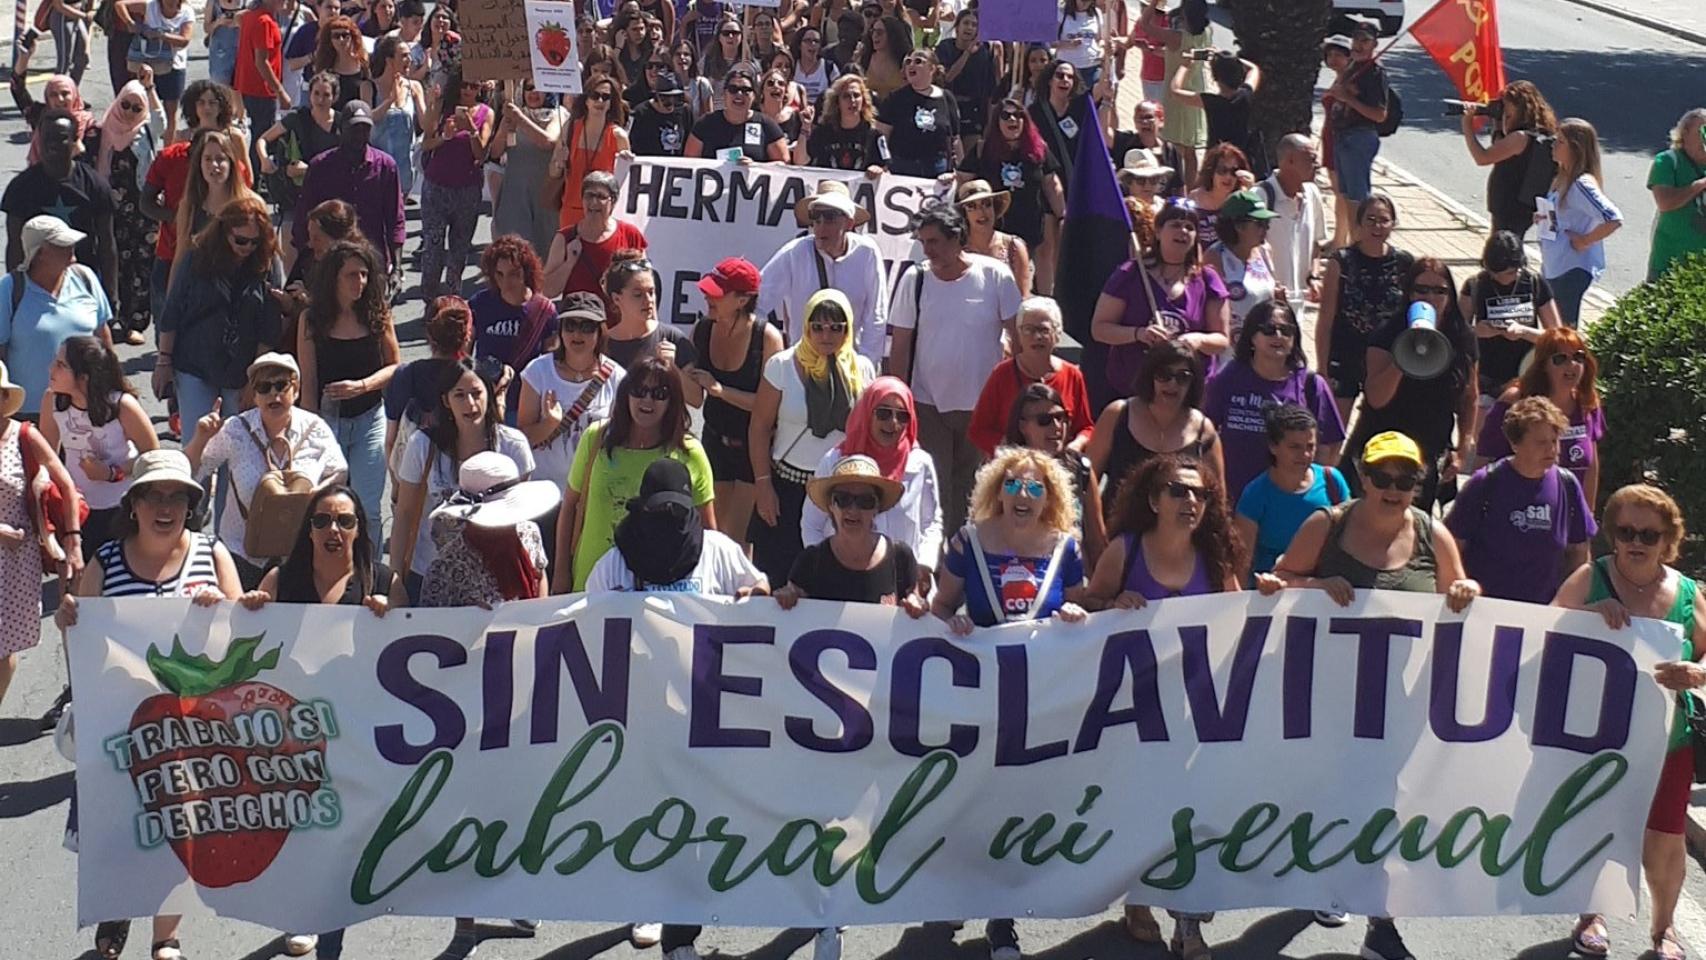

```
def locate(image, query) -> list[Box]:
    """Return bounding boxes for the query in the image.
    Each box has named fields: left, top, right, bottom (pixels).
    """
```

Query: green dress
left=1646, top=148, right=1706, bottom=281
left=1161, top=28, right=1209, bottom=150
left=1585, top=556, right=1698, bottom=750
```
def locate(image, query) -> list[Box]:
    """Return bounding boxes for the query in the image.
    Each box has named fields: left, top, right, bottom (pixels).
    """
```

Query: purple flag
left=978, top=0, right=1059, bottom=42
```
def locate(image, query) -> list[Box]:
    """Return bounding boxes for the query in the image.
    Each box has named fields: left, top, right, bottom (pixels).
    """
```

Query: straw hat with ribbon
left=954, top=179, right=1012, bottom=220
left=793, top=180, right=872, bottom=228
left=806, top=454, right=904, bottom=513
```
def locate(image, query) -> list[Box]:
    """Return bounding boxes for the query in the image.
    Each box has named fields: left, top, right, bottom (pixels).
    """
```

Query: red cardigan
left=968, top=357, right=1096, bottom=457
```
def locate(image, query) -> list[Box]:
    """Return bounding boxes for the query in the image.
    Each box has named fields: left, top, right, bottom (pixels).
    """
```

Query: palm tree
left=1226, top=0, right=1334, bottom=159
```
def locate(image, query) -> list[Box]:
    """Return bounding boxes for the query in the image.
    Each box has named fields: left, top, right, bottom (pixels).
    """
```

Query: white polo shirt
left=1259, top=173, right=1327, bottom=294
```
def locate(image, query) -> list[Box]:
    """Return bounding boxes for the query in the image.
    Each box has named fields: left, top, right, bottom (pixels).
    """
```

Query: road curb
left=1552, top=0, right=1706, bottom=47
left=1370, top=154, right=1620, bottom=315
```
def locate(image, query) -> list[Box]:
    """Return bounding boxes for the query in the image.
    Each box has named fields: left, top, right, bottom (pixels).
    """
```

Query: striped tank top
left=95, top=534, right=222, bottom=597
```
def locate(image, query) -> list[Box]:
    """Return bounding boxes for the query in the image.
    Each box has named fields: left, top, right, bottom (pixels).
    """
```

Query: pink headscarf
left=96, top=81, right=151, bottom=177
left=27, top=75, right=95, bottom=165
left=839, top=376, right=916, bottom=482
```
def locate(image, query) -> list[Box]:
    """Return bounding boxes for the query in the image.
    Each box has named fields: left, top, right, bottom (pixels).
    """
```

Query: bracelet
left=755, top=473, right=771, bottom=482
left=59, top=530, right=81, bottom=540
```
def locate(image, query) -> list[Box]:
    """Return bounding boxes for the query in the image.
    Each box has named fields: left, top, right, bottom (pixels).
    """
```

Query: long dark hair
left=54, top=335, right=132, bottom=425
left=858, top=15, right=912, bottom=72
left=275, top=485, right=375, bottom=603
left=1232, top=299, right=1308, bottom=370
left=981, top=97, right=1046, bottom=165
left=602, top=355, right=689, bottom=456
left=1132, top=340, right=1204, bottom=407
left=1401, top=256, right=1476, bottom=394
left=306, top=240, right=392, bottom=339
left=1004, top=382, right=1064, bottom=448
left=426, top=358, right=500, bottom=458
left=1108, top=454, right=1240, bottom=588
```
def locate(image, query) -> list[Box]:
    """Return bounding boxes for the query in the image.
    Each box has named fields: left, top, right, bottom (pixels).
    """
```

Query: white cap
left=247, top=351, right=301, bottom=380
left=21, top=215, right=85, bottom=267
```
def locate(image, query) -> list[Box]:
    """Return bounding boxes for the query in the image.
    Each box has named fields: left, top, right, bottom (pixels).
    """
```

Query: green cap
left=1220, top=189, right=1279, bottom=223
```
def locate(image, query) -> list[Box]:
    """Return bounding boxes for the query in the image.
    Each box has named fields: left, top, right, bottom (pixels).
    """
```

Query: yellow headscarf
left=795, top=288, right=866, bottom=392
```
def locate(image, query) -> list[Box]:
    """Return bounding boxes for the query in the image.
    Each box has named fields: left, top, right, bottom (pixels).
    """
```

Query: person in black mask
left=582, top=456, right=766, bottom=960
left=2, top=108, right=117, bottom=298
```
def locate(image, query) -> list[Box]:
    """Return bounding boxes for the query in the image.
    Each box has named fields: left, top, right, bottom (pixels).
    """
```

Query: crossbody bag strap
left=965, top=525, right=1002, bottom=622
left=542, top=358, right=614, bottom=450
left=1027, top=534, right=1072, bottom=621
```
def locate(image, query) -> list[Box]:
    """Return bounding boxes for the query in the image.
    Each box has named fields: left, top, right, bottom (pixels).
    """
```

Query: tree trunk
left=1226, top=0, right=1334, bottom=163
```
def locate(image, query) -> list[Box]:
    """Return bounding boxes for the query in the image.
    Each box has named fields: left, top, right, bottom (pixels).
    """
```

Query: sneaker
left=510, top=920, right=538, bottom=935
left=283, top=933, right=318, bottom=956
left=664, top=947, right=700, bottom=960
left=631, top=922, right=663, bottom=948
left=1170, top=917, right=1211, bottom=960
left=38, top=685, right=71, bottom=732
left=1360, top=919, right=1415, bottom=960
left=1315, top=911, right=1349, bottom=928
left=985, top=918, right=1021, bottom=960
left=812, top=926, right=843, bottom=960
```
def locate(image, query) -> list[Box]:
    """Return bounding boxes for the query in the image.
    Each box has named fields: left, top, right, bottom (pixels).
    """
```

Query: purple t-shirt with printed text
left=1202, top=361, right=1346, bottom=501
left=1445, top=461, right=1596, bottom=604
left=1101, top=260, right=1229, bottom=396
left=1477, top=401, right=1605, bottom=490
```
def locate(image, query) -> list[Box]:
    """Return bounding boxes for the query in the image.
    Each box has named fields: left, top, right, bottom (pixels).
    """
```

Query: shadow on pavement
left=0, top=768, right=71, bottom=818
left=532, top=925, right=631, bottom=960
left=0, top=716, right=44, bottom=746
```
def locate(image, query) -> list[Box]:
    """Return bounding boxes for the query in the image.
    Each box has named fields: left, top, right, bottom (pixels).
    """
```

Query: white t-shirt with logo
left=888, top=253, right=1021, bottom=413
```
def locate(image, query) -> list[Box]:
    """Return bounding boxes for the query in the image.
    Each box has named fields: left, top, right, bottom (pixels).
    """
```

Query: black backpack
left=1377, top=83, right=1403, bottom=138
left=1515, top=132, right=1559, bottom=210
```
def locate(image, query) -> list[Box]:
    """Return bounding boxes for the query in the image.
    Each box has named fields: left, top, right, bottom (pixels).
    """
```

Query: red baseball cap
left=697, top=257, right=761, bottom=298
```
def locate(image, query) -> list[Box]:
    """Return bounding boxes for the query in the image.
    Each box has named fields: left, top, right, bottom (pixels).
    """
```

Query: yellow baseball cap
left=1362, top=431, right=1424, bottom=469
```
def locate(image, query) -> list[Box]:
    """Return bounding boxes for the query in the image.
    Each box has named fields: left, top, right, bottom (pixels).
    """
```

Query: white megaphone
left=1393, top=301, right=1452, bottom=380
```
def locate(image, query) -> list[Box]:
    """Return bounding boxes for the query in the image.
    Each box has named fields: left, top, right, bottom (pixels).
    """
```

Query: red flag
left=1407, top=0, right=1507, bottom=103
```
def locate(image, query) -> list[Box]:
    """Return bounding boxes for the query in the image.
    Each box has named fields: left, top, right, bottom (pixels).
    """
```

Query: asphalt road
left=4, top=2, right=1706, bottom=957
left=1355, top=0, right=1701, bottom=294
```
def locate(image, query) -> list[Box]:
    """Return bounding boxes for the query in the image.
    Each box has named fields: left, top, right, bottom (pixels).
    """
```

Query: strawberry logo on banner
left=1407, top=0, right=1507, bottom=104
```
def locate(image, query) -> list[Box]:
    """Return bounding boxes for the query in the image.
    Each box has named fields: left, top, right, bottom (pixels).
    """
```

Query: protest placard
left=69, top=591, right=1672, bottom=930
left=459, top=0, right=531, bottom=82
left=978, top=0, right=1060, bottom=43
left=524, top=0, right=582, bottom=94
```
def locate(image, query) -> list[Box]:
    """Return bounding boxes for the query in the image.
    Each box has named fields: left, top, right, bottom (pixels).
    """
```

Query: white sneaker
left=664, top=946, right=701, bottom=960
left=631, top=922, right=663, bottom=948
left=1315, top=911, right=1349, bottom=928
left=283, top=933, right=319, bottom=956
left=812, top=926, right=844, bottom=960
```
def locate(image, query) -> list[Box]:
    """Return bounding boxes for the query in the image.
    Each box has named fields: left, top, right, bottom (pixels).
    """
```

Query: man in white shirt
left=889, top=202, right=1020, bottom=534
left=757, top=181, right=888, bottom=365
left=1259, top=133, right=1328, bottom=299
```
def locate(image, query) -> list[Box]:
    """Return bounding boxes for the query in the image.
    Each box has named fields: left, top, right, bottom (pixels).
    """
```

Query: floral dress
left=84, top=128, right=157, bottom=333
left=0, top=422, right=43, bottom=658
left=420, top=517, right=546, bottom=607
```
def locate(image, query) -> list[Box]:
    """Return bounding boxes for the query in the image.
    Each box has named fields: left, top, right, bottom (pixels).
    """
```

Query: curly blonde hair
left=967, top=447, right=1077, bottom=534
left=823, top=73, right=875, bottom=126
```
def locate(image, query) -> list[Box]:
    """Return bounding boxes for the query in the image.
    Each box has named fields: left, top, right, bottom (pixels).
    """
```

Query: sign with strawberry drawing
left=65, top=594, right=1677, bottom=933
left=523, top=0, right=582, bottom=94
left=102, top=634, right=341, bottom=888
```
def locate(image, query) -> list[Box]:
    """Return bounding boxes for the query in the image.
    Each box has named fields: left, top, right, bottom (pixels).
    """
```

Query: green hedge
left=1587, top=252, right=1706, bottom=569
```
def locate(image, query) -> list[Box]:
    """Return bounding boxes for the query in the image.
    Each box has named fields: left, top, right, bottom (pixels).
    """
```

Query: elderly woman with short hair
left=969, top=296, right=1093, bottom=458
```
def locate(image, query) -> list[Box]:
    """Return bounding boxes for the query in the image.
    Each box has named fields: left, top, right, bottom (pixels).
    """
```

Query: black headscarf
left=613, top=459, right=704, bottom=588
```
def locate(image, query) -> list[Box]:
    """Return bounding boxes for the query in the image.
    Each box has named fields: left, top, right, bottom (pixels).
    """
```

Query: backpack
left=235, top=417, right=318, bottom=559
left=1376, top=82, right=1403, bottom=138
left=1515, top=132, right=1558, bottom=211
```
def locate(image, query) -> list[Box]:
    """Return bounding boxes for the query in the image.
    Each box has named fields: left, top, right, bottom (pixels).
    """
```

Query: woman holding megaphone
left=1336, top=257, right=1478, bottom=512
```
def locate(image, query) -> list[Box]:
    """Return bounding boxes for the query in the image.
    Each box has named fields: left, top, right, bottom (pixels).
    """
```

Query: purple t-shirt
left=1477, top=400, right=1605, bottom=489
left=1102, top=260, right=1229, bottom=397
left=1445, top=461, right=1596, bottom=604
left=1202, top=362, right=1346, bottom=501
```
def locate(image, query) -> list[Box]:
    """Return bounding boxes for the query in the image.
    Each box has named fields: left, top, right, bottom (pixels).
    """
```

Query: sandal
left=1570, top=914, right=1608, bottom=957
left=1123, top=904, right=1162, bottom=943
left=95, top=919, right=131, bottom=958
left=152, top=939, right=184, bottom=960
left=1655, top=928, right=1686, bottom=960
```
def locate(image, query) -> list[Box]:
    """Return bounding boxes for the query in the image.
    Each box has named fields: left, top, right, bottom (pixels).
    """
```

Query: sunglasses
left=331, top=30, right=353, bottom=39
left=998, top=110, right=1023, bottom=122
left=646, top=61, right=666, bottom=70
left=808, top=209, right=846, bottom=223
left=586, top=91, right=613, bottom=102
left=253, top=377, right=294, bottom=396
left=140, top=488, right=192, bottom=508
left=831, top=490, right=879, bottom=510
left=230, top=233, right=260, bottom=248
left=630, top=384, right=670, bottom=401
left=726, top=84, right=755, bottom=95
left=1028, top=410, right=1069, bottom=428
left=1549, top=350, right=1589, bottom=366
left=1254, top=322, right=1296, bottom=338
left=1614, top=525, right=1664, bottom=546
left=1154, top=368, right=1194, bottom=385
left=560, top=318, right=603, bottom=334
left=873, top=407, right=910, bottom=425
left=1365, top=469, right=1421, bottom=492
left=1411, top=284, right=1452, bottom=296
left=120, top=100, right=144, bottom=114
left=809, top=320, right=848, bottom=334
left=720, top=28, right=741, bottom=36
left=904, top=56, right=930, bottom=66
left=1003, top=476, right=1046, bottom=499
left=310, top=512, right=360, bottom=530
left=1164, top=480, right=1205, bottom=501
left=862, top=8, right=880, bottom=16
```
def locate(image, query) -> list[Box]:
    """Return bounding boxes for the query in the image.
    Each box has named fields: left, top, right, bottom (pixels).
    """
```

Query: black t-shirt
left=958, top=143, right=1058, bottom=248
left=691, top=111, right=786, bottom=162
left=1201, top=85, right=1253, bottom=150
left=935, top=38, right=999, bottom=135
left=630, top=101, right=694, bottom=157
left=1108, top=132, right=1186, bottom=198
left=788, top=537, right=918, bottom=604
left=1332, top=61, right=1388, bottom=132
left=806, top=121, right=888, bottom=171
left=1464, top=269, right=1554, bottom=394
left=606, top=323, right=699, bottom=372
left=1362, top=310, right=1479, bottom=457
left=877, top=85, right=959, bottom=174
left=2, top=161, right=114, bottom=270
left=1486, top=129, right=1551, bottom=225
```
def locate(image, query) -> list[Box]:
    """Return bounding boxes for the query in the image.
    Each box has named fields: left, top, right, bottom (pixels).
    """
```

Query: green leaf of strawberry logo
left=145, top=634, right=281, bottom=698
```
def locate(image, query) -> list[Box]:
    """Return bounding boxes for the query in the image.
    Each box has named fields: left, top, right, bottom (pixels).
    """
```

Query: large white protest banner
left=617, top=157, right=945, bottom=325
left=69, top=590, right=1678, bottom=931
